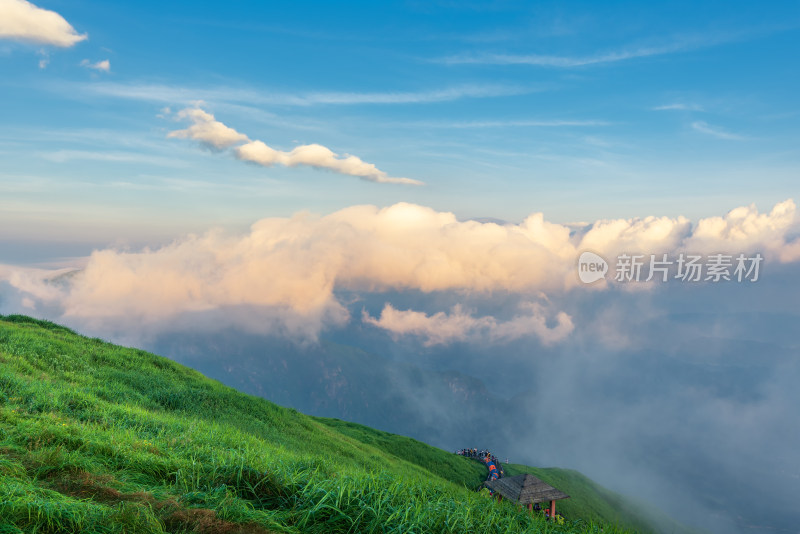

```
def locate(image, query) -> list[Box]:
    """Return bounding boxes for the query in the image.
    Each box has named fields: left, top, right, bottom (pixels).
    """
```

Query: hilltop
left=0, top=315, right=680, bottom=533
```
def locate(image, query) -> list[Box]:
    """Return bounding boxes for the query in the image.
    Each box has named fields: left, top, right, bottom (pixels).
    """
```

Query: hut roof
left=484, top=474, right=570, bottom=505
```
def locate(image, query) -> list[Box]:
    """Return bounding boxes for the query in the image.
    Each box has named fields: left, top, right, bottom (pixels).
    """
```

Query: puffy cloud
left=168, top=106, right=421, bottom=185
left=362, top=303, right=574, bottom=346
left=576, top=200, right=798, bottom=261
left=49, top=202, right=575, bottom=329
left=235, top=141, right=423, bottom=185
left=167, top=107, right=249, bottom=150
left=80, top=58, right=110, bottom=72
left=685, top=199, right=796, bottom=255
left=1, top=200, right=798, bottom=342
left=0, top=0, right=87, bottom=47
left=578, top=214, right=692, bottom=263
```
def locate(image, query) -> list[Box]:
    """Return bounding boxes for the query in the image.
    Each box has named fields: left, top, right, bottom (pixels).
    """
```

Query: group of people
left=454, top=448, right=505, bottom=481
left=455, top=447, right=486, bottom=458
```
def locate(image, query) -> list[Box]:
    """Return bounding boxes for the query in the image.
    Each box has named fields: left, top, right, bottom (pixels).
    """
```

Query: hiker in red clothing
left=484, top=456, right=499, bottom=481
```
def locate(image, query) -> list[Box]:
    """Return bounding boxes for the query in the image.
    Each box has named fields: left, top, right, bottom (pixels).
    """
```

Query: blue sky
left=2, top=0, right=800, bottom=256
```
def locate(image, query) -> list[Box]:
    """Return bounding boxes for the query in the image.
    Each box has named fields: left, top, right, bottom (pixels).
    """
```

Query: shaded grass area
left=0, top=315, right=640, bottom=533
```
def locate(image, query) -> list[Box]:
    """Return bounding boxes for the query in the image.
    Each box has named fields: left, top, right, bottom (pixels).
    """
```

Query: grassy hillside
left=0, top=314, right=657, bottom=533
left=317, top=419, right=695, bottom=534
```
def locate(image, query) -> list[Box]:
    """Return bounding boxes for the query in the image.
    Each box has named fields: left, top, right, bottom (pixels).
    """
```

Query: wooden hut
left=485, top=473, right=569, bottom=518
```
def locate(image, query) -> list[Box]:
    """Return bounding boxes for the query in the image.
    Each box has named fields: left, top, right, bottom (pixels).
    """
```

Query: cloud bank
left=2, top=199, right=798, bottom=343
left=167, top=106, right=422, bottom=185
left=0, top=0, right=87, bottom=47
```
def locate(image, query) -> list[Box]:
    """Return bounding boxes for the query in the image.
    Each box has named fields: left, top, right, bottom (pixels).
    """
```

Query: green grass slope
left=0, top=315, right=656, bottom=533
left=317, top=419, right=695, bottom=534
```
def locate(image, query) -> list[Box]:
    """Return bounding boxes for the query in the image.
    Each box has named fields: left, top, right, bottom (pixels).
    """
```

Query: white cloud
left=578, top=214, right=693, bottom=263
left=168, top=106, right=422, bottom=185
left=362, top=302, right=574, bottom=346
left=691, top=121, right=745, bottom=140
left=1, top=200, right=797, bottom=341
left=80, top=58, right=110, bottom=72
left=575, top=201, right=798, bottom=267
left=167, top=107, right=249, bottom=149
left=0, top=0, right=87, bottom=47
left=0, top=264, right=73, bottom=304
left=685, top=199, right=797, bottom=255
left=235, top=141, right=422, bottom=185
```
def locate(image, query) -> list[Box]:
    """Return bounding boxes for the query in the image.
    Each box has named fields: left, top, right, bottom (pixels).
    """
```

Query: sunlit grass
left=0, top=314, right=639, bottom=533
